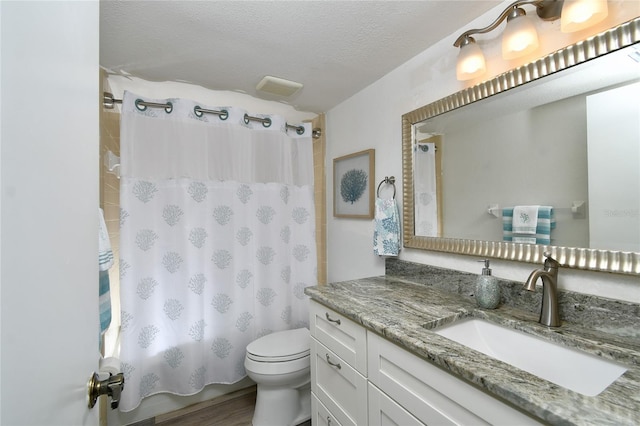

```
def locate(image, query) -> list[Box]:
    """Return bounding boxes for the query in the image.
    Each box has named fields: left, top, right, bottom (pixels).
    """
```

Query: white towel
left=512, top=205, right=539, bottom=235
left=373, top=198, right=401, bottom=256
left=99, top=208, right=114, bottom=271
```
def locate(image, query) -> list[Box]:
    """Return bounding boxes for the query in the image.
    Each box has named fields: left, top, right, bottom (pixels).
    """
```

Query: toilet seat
left=246, top=350, right=309, bottom=363
left=246, top=328, right=310, bottom=363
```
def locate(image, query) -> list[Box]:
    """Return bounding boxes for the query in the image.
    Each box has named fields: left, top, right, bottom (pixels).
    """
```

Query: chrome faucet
left=524, top=253, right=561, bottom=327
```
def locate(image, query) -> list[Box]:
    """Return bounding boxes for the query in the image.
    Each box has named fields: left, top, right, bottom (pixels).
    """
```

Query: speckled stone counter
left=304, top=261, right=640, bottom=426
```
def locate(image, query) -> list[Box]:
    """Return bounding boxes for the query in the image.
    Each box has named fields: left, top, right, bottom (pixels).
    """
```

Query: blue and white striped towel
left=503, top=206, right=555, bottom=245
left=99, top=208, right=114, bottom=271
left=98, top=209, right=112, bottom=336
left=99, top=270, right=112, bottom=335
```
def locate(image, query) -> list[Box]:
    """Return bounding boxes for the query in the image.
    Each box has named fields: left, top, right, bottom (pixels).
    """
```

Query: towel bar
left=495, top=202, right=585, bottom=218
left=377, top=176, right=396, bottom=199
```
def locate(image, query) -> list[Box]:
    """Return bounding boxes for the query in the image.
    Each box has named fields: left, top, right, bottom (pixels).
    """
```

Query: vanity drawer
left=367, top=332, right=541, bottom=426
left=309, top=300, right=367, bottom=374
left=311, top=338, right=367, bottom=426
left=311, top=393, right=343, bottom=426
left=368, top=382, right=425, bottom=426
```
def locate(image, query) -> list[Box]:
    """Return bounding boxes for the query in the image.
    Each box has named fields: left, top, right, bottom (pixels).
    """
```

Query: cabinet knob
left=327, top=415, right=332, bottom=425
left=325, top=312, right=341, bottom=325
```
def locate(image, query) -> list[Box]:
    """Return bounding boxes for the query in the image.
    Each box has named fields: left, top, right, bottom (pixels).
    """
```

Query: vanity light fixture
left=454, top=0, right=609, bottom=81
left=456, top=36, right=487, bottom=80
left=501, top=5, right=540, bottom=60
left=561, top=0, right=609, bottom=32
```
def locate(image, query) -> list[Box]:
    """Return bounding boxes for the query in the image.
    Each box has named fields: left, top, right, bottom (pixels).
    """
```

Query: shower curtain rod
left=103, top=92, right=307, bottom=135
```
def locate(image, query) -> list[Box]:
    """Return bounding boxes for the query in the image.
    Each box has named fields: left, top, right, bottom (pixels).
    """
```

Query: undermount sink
left=433, top=318, right=627, bottom=396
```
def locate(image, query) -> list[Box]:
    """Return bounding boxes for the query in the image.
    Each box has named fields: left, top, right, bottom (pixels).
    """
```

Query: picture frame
left=333, top=149, right=375, bottom=218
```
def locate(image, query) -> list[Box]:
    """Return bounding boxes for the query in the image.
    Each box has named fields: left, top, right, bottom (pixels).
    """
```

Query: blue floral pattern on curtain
left=118, top=92, right=316, bottom=411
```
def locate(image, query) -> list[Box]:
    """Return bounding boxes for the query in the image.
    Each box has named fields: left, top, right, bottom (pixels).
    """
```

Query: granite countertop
left=304, top=274, right=640, bottom=426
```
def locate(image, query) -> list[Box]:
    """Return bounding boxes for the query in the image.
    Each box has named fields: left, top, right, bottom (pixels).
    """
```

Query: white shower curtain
left=414, top=142, right=438, bottom=237
left=118, top=91, right=316, bottom=411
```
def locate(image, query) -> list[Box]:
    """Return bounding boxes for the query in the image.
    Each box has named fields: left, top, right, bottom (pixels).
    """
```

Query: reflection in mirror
left=403, top=18, right=640, bottom=275
left=414, top=136, right=442, bottom=237
left=587, top=81, right=640, bottom=252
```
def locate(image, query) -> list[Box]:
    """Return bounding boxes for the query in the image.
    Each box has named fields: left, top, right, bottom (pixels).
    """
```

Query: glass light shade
left=561, top=0, right=609, bottom=33
left=502, top=14, right=539, bottom=60
left=456, top=42, right=486, bottom=81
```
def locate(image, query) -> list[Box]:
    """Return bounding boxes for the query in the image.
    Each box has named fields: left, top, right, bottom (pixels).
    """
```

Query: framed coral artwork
left=333, top=149, right=375, bottom=218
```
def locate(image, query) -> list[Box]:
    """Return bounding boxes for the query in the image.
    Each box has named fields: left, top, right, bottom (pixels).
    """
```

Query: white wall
left=326, top=1, right=640, bottom=301
left=1, top=1, right=100, bottom=424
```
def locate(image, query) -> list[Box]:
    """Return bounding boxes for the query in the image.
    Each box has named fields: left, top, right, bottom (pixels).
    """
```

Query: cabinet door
left=368, top=332, right=541, bottom=426
left=311, top=338, right=368, bottom=426
left=309, top=300, right=367, bottom=374
left=312, top=393, right=343, bottom=426
left=368, top=383, right=424, bottom=426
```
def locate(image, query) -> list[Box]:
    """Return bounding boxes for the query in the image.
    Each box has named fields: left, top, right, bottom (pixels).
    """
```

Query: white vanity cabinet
left=309, top=300, right=544, bottom=426
left=309, top=300, right=368, bottom=426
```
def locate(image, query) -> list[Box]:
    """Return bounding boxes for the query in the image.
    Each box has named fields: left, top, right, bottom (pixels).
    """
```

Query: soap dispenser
left=475, top=259, right=500, bottom=309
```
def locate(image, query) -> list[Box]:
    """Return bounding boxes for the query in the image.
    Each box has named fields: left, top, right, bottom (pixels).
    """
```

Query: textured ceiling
left=100, top=1, right=502, bottom=113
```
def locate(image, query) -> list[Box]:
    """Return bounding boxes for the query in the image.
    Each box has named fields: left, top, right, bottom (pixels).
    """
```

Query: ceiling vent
left=256, top=76, right=303, bottom=97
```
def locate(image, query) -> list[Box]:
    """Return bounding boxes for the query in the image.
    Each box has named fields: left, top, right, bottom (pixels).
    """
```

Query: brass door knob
left=88, top=372, right=125, bottom=409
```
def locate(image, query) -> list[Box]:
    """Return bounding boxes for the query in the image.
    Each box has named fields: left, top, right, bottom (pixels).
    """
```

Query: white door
left=1, top=2, right=100, bottom=425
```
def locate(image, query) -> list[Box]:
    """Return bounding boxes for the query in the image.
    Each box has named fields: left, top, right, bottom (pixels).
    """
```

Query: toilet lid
left=246, top=328, right=310, bottom=362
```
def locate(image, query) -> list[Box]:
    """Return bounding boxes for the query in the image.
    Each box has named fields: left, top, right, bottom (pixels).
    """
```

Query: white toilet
left=244, top=327, right=311, bottom=426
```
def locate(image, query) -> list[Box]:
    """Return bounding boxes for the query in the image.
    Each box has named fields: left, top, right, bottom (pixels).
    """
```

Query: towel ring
left=377, top=176, right=396, bottom=199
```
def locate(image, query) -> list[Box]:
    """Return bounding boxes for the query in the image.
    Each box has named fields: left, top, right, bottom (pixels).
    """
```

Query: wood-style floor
left=133, top=386, right=312, bottom=426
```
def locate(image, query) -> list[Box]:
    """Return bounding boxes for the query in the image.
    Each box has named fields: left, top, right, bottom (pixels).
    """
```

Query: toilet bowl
left=244, top=327, right=311, bottom=426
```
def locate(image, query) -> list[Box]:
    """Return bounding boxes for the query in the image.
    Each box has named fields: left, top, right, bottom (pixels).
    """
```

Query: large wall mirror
left=402, top=18, right=640, bottom=275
